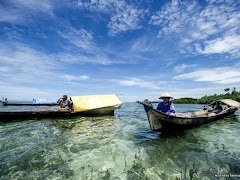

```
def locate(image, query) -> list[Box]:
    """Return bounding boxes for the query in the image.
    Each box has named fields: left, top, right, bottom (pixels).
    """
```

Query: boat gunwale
left=151, top=107, right=237, bottom=120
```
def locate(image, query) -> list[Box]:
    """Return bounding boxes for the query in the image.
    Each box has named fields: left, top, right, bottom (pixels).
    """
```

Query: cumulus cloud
left=173, top=67, right=240, bottom=84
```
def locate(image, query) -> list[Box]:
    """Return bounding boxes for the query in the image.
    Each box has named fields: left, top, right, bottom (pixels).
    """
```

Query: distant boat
left=1, top=98, right=58, bottom=106
left=138, top=99, right=240, bottom=132
left=2, top=102, right=59, bottom=106
left=0, top=94, right=122, bottom=121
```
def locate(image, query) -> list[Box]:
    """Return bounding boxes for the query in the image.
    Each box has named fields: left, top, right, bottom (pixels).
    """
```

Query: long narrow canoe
left=138, top=99, right=240, bottom=132
left=1, top=98, right=58, bottom=106
left=2, top=102, right=59, bottom=106
left=0, top=94, right=122, bottom=121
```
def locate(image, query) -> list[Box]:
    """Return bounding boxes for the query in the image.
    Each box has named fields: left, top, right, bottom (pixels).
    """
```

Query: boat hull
left=140, top=100, right=237, bottom=132
left=0, top=106, right=120, bottom=121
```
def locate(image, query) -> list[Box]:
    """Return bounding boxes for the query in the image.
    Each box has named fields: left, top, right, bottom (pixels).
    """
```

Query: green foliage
left=172, top=97, right=198, bottom=104
left=173, top=88, right=240, bottom=104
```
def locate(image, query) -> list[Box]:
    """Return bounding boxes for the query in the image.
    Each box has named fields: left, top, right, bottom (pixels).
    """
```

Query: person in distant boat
left=57, top=95, right=73, bottom=109
left=156, top=92, right=175, bottom=116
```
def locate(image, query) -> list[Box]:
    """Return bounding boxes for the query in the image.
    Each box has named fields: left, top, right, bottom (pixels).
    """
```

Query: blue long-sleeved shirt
left=156, top=101, right=175, bottom=115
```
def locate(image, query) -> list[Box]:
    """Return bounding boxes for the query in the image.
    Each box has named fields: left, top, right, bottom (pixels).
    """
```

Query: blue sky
left=0, top=0, right=240, bottom=102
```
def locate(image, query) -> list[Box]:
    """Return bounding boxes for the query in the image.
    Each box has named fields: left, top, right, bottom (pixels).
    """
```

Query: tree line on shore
left=172, top=87, right=240, bottom=104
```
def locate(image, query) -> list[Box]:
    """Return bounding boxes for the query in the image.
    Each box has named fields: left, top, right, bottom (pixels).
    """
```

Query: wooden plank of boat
left=0, top=105, right=121, bottom=121
left=138, top=99, right=239, bottom=132
left=2, top=102, right=59, bottom=106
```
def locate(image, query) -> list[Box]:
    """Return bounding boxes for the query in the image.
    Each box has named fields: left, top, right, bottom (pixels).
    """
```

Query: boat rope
left=106, top=103, right=140, bottom=144
left=129, top=170, right=145, bottom=179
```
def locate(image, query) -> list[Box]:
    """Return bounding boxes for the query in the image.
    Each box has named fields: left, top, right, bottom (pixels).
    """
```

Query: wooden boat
left=138, top=99, right=240, bottom=132
left=0, top=106, right=121, bottom=121
left=1, top=98, right=58, bottom=106
left=0, top=94, right=122, bottom=121
left=2, top=102, right=59, bottom=106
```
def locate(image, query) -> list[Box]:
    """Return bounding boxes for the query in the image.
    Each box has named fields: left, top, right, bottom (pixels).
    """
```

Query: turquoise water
left=0, top=103, right=240, bottom=179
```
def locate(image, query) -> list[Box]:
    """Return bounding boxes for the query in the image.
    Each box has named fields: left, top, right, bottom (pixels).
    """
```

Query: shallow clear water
left=0, top=103, right=240, bottom=179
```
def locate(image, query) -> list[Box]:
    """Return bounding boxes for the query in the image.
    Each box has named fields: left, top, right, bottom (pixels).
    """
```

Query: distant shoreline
left=151, top=101, right=206, bottom=104
left=153, top=88, right=240, bottom=104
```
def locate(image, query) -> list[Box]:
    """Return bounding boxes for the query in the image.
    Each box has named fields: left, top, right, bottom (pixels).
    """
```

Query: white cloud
left=199, top=34, right=240, bottom=56
left=130, top=35, right=160, bottom=52
left=57, top=52, right=116, bottom=65
left=107, top=5, right=147, bottom=36
left=77, top=0, right=147, bottom=36
left=57, top=24, right=127, bottom=65
left=149, top=0, right=240, bottom=57
left=0, top=0, right=54, bottom=24
left=173, top=64, right=197, bottom=73
left=64, top=75, right=89, bottom=80
left=0, top=42, right=58, bottom=78
left=112, top=78, right=161, bottom=89
left=150, top=0, right=240, bottom=38
left=13, top=0, right=52, bottom=12
left=79, top=0, right=119, bottom=13
left=0, top=42, right=95, bottom=100
left=173, top=67, right=240, bottom=84
left=149, top=0, right=199, bottom=36
left=0, top=42, right=92, bottom=85
left=58, top=27, right=96, bottom=52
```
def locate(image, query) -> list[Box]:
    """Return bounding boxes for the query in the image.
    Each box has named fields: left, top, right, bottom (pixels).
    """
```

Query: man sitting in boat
left=156, top=92, right=175, bottom=116
left=57, top=95, right=73, bottom=109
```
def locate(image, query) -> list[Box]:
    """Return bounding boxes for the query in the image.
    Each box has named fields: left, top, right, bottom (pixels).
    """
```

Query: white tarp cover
left=71, top=94, right=122, bottom=112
